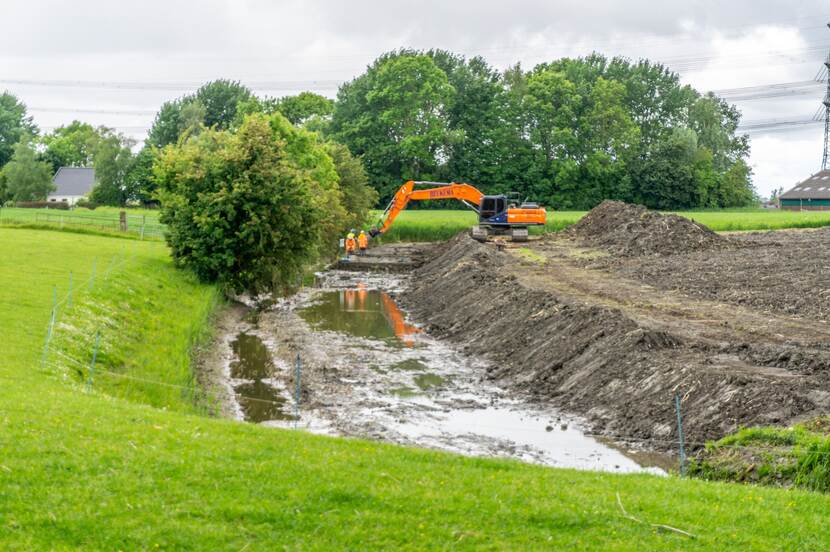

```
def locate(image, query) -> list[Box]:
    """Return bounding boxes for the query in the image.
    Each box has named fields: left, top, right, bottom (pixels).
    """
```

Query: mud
left=402, top=232, right=830, bottom=451
left=210, top=254, right=662, bottom=473
left=565, top=200, right=730, bottom=256
left=606, top=227, right=830, bottom=321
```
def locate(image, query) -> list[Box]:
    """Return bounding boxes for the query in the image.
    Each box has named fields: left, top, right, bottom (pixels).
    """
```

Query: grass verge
left=2, top=227, right=830, bottom=549
left=689, top=417, right=830, bottom=492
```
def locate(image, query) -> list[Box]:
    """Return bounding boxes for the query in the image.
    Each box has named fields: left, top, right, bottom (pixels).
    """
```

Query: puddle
left=254, top=270, right=667, bottom=474
left=414, top=373, right=445, bottom=390
left=391, top=359, right=429, bottom=371
left=228, top=332, right=295, bottom=423
left=235, top=380, right=295, bottom=423
left=299, top=286, right=420, bottom=346
left=230, top=333, right=273, bottom=379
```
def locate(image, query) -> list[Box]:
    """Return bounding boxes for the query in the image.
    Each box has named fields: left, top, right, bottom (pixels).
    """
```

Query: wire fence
left=23, top=248, right=830, bottom=481
left=0, top=207, right=166, bottom=240
left=35, top=247, right=300, bottom=421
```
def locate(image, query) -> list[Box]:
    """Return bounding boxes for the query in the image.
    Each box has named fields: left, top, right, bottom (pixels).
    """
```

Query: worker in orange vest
left=357, top=230, right=369, bottom=255
left=344, top=230, right=357, bottom=258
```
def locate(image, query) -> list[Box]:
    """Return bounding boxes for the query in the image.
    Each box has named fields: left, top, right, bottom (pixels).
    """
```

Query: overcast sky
left=1, top=0, right=829, bottom=198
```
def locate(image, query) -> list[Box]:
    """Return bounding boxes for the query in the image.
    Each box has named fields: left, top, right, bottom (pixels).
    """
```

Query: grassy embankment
left=370, top=208, right=830, bottom=241
left=3, top=226, right=830, bottom=549
left=690, top=418, right=830, bottom=492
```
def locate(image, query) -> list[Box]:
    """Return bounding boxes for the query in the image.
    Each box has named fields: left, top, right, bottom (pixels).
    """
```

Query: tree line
left=0, top=50, right=758, bottom=291
left=328, top=50, right=756, bottom=209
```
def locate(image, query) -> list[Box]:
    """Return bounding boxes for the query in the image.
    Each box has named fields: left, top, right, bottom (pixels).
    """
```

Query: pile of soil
left=566, top=200, right=728, bottom=256
left=401, top=234, right=829, bottom=450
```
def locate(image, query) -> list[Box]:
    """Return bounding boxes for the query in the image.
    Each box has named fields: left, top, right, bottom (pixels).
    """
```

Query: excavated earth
left=401, top=213, right=830, bottom=451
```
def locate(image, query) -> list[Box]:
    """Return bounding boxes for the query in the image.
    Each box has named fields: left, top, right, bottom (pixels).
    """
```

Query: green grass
left=3, top=227, right=830, bottom=549
left=0, top=207, right=165, bottom=240
left=690, top=417, right=830, bottom=492
left=368, top=208, right=830, bottom=241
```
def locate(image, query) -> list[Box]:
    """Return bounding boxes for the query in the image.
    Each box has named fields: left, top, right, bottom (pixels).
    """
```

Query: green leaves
left=156, top=113, right=350, bottom=294
left=332, top=50, right=755, bottom=210
left=2, top=138, right=54, bottom=201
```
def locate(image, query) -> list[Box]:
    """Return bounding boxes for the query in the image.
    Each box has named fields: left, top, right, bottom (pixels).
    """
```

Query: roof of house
left=49, top=167, right=96, bottom=197
left=780, top=170, right=830, bottom=200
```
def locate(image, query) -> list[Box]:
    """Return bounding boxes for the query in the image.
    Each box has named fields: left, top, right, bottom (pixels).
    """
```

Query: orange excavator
left=369, top=180, right=546, bottom=242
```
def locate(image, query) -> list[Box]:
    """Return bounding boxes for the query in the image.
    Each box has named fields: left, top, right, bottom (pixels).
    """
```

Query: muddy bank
left=202, top=254, right=665, bottom=472
left=401, top=234, right=830, bottom=450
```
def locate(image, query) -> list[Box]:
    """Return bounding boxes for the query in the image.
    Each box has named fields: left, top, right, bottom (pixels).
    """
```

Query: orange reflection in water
left=340, top=283, right=421, bottom=347
left=379, top=290, right=421, bottom=347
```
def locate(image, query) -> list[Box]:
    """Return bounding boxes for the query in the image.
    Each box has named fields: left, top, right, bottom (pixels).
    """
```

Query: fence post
left=119, top=210, right=127, bottom=232
left=87, top=331, right=100, bottom=391
left=294, top=353, right=301, bottom=428
left=40, top=286, right=58, bottom=369
left=105, top=254, right=116, bottom=280
left=675, top=393, right=687, bottom=476
left=140, top=215, right=146, bottom=241
left=67, top=271, right=73, bottom=308
left=89, top=258, right=97, bottom=291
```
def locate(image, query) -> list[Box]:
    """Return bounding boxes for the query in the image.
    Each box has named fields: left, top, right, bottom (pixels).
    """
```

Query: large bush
left=155, top=113, right=331, bottom=293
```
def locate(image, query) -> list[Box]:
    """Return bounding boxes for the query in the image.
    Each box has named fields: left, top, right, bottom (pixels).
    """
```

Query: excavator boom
left=370, top=180, right=546, bottom=242
left=373, top=181, right=484, bottom=236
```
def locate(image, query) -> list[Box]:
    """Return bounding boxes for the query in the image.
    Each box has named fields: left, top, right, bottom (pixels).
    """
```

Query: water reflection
left=299, top=284, right=421, bottom=346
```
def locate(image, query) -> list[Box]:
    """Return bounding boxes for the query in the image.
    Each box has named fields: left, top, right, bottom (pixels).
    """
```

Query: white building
left=47, top=167, right=96, bottom=206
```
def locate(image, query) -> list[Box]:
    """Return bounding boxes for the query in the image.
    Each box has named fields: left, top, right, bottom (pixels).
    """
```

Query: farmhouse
left=779, top=170, right=830, bottom=211
left=47, top=167, right=96, bottom=206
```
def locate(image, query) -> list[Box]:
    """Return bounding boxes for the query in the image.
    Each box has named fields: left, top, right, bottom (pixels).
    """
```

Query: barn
left=779, top=170, right=830, bottom=211
left=47, top=167, right=96, bottom=206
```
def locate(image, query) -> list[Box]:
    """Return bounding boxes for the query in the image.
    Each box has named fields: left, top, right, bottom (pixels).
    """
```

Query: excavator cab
left=478, top=195, right=508, bottom=223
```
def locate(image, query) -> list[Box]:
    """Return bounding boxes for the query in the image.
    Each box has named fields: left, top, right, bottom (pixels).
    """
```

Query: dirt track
left=401, top=228, right=830, bottom=450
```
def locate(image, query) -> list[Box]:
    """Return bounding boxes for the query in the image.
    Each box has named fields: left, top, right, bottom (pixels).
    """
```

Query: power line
left=30, top=106, right=156, bottom=116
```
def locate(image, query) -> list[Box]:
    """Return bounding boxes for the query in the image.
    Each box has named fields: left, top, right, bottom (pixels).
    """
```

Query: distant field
left=0, top=206, right=164, bottom=239
left=370, top=208, right=830, bottom=241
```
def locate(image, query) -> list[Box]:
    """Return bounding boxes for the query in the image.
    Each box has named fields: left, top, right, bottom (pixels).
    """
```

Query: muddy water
left=234, top=270, right=665, bottom=475
left=228, top=333, right=295, bottom=423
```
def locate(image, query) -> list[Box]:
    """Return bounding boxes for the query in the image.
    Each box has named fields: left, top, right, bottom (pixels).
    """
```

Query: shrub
left=15, top=201, right=69, bottom=210
left=155, top=113, right=329, bottom=294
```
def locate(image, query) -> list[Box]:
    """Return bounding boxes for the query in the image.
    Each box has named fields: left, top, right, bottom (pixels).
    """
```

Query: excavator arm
left=371, top=181, right=484, bottom=236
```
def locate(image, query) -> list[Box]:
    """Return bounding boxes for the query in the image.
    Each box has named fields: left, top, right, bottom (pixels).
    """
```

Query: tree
left=274, top=92, right=334, bottom=125
left=90, top=131, right=136, bottom=206
left=633, top=127, right=699, bottom=209
left=331, top=52, right=459, bottom=201
left=2, top=139, right=54, bottom=201
left=147, top=81, right=252, bottom=148
left=324, top=142, right=379, bottom=230
left=195, top=80, right=252, bottom=130
left=0, top=92, right=38, bottom=169
left=124, top=146, right=158, bottom=205
left=40, top=121, right=101, bottom=173
left=155, top=113, right=329, bottom=293
left=147, top=99, right=187, bottom=148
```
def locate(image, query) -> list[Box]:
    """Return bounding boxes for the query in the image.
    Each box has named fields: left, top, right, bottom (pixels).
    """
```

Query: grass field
left=0, top=207, right=164, bottom=240
left=370, top=208, right=830, bottom=241
left=3, top=226, right=830, bottom=549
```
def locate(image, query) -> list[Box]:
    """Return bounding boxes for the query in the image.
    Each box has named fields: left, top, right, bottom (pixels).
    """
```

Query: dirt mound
left=566, top=200, right=727, bottom=256
left=401, top=234, right=827, bottom=450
